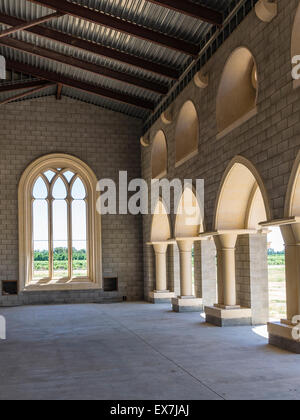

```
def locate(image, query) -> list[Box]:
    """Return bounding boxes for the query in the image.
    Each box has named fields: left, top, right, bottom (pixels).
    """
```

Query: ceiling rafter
left=0, top=82, right=54, bottom=105
left=0, top=79, right=48, bottom=93
left=25, top=0, right=199, bottom=55
left=0, top=37, right=168, bottom=94
left=0, top=12, right=178, bottom=79
left=5, top=59, right=156, bottom=110
left=0, top=11, right=63, bottom=38
left=144, top=0, right=223, bottom=25
left=56, top=83, right=63, bottom=100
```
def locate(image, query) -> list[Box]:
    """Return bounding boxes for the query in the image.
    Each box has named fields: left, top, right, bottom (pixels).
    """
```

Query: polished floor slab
left=0, top=302, right=300, bottom=400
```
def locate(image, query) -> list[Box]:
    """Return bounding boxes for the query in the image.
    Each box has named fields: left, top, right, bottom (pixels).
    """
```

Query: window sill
left=152, top=170, right=167, bottom=180
left=175, top=149, right=198, bottom=169
left=216, top=107, right=258, bottom=140
left=23, top=280, right=101, bottom=292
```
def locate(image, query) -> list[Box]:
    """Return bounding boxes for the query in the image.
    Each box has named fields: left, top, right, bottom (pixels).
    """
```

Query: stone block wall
left=0, top=96, right=143, bottom=303
left=142, top=0, right=298, bottom=306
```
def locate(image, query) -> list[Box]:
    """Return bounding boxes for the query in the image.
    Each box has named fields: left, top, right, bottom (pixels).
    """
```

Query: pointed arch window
left=19, top=154, right=102, bottom=291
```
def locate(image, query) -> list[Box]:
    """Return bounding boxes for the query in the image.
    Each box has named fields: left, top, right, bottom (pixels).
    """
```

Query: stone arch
left=175, top=185, right=203, bottom=238
left=151, top=199, right=172, bottom=242
left=151, top=130, right=168, bottom=179
left=175, top=100, right=199, bottom=167
left=214, top=156, right=270, bottom=230
left=18, top=153, right=102, bottom=292
left=285, top=151, right=300, bottom=217
left=216, top=47, right=258, bottom=134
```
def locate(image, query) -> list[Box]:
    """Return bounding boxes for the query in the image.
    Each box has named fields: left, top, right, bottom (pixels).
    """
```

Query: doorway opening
left=267, top=227, right=286, bottom=321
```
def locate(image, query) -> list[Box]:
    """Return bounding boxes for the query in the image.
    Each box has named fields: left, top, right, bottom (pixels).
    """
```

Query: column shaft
left=178, top=240, right=194, bottom=297
left=153, top=243, right=168, bottom=292
left=218, top=234, right=238, bottom=307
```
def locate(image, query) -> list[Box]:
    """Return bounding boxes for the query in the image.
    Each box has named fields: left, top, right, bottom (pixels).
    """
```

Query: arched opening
left=175, top=101, right=199, bottom=167
left=214, top=157, right=279, bottom=323
left=292, top=3, right=300, bottom=88
left=151, top=130, right=168, bottom=179
left=19, top=154, right=102, bottom=292
left=267, top=227, right=286, bottom=321
left=175, top=186, right=203, bottom=296
left=215, top=159, right=268, bottom=231
left=175, top=186, right=203, bottom=238
left=216, top=47, right=258, bottom=135
left=151, top=199, right=171, bottom=242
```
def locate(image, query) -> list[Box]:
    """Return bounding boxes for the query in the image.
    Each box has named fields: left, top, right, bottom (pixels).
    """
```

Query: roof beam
left=0, top=11, right=63, bottom=38
left=144, top=0, right=223, bottom=25
left=56, top=83, right=63, bottom=100
left=5, top=59, right=156, bottom=110
left=0, top=13, right=178, bottom=79
left=0, top=79, right=49, bottom=93
left=0, top=82, right=54, bottom=105
left=25, top=0, right=199, bottom=55
left=0, top=37, right=168, bottom=94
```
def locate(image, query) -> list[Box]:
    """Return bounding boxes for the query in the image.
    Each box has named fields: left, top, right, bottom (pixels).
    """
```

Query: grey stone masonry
left=194, top=240, right=217, bottom=307
left=0, top=96, right=143, bottom=302
left=236, top=234, right=269, bottom=325
left=142, top=0, right=298, bottom=308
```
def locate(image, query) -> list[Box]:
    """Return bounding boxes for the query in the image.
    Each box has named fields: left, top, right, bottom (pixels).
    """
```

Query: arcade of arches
left=2, top=1, right=300, bottom=399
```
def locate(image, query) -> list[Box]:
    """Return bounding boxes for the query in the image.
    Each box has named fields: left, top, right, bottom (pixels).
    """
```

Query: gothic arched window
left=19, top=154, right=102, bottom=291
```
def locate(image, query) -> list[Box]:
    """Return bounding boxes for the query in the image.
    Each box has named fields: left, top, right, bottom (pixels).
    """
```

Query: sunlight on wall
left=268, top=227, right=284, bottom=252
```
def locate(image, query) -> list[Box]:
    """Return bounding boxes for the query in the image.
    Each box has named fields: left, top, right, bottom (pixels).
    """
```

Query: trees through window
left=32, top=169, right=88, bottom=281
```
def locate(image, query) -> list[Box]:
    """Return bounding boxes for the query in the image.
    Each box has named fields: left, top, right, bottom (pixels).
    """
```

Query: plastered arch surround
left=175, top=187, right=203, bottom=238
left=151, top=200, right=171, bottom=242
left=175, top=101, right=199, bottom=167
left=18, top=153, right=102, bottom=292
left=151, top=130, right=168, bottom=179
left=285, top=152, right=300, bottom=218
left=216, top=47, right=258, bottom=134
left=215, top=158, right=270, bottom=230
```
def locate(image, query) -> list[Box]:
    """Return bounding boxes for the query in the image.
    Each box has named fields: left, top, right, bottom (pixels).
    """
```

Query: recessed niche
left=175, top=101, right=199, bottom=167
left=216, top=48, right=258, bottom=135
left=2, top=281, right=18, bottom=296
left=103, top=277, right=118, bottom=292
left=151, top=130, right=168, bottom=179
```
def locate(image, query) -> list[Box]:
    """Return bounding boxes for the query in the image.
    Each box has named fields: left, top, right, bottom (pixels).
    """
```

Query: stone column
left=148, top=242, right=175, bottom=304
left=154, top=243, right=168, bottom=292
left=268, top=223, right=300, bottom=353
left=168, top=243, right=180, bottom=297
left=217, top=233, right=238, bottom=307
left=172, top=239, right=203, bottom=313
left=281, top=224, right=300, bottom=321
left=205, top=231, right=252, bottom=327
left=178, top=239, right=194, bottom=297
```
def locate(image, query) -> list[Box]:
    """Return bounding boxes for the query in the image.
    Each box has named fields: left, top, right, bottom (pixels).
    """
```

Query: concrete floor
left=1, top=302, right=300, bottom=400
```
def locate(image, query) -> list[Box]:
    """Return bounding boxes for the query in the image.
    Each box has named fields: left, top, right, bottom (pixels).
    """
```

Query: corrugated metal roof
left=0, top=0, right=239, bottom=119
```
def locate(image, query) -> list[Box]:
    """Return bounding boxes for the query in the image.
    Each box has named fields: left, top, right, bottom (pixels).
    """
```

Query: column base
left=205, top=305, right=252, bottom=327
left=268, top=321, right=300, bottom=354
left=172, top=296, right=203, bottom=313
left=148, top=291, right=175, bottom=304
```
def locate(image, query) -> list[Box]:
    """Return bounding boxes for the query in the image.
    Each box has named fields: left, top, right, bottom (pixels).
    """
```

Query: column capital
left=200, top=229, right=258, bottom=239
left=260, top=217, right=300, bottom=228
left=146, top=239, right=176, bottom=246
